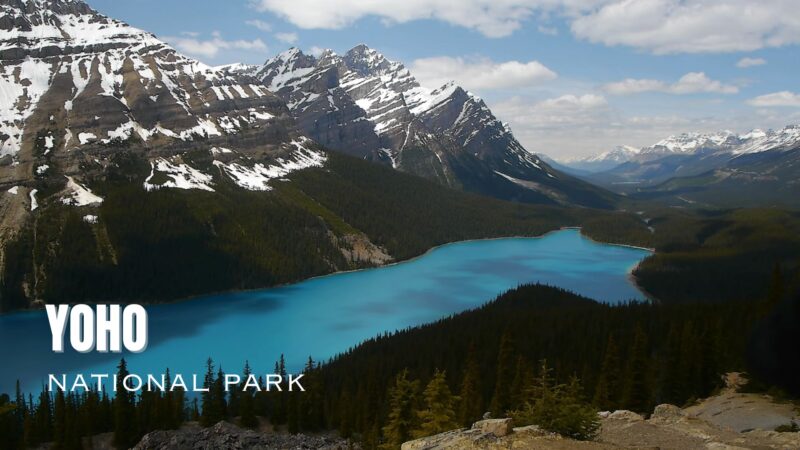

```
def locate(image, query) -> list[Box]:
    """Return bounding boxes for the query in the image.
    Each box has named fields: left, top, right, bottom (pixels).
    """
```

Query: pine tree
left=380, top=369, right=419, bottom=450
left=191, top=398, right=200, bottom=422
left=510, top=362, right=599, bottom=441
left=509, top=356, right=533, bottom=410
left=623, top=325, right=651, bottom=413
left=593, top=334, right=621, bottom=410
left=761, top=263, right=785, bottom=317
left=34, top=388, right=52, bottom=444
left=213, top=367, right=228, bottom=424
left=239, top=361, right=258, bottom=429
left=52, top=389, right=66, bottom=449
left=113, top=358, right=138, bottom=449
left=489, top=332, right=514, bottom=416
left=413, top=370, right=459, bottom=438
left=457, top=345, right=483, bottom=427
left=200, top=358, right=218, bottom=427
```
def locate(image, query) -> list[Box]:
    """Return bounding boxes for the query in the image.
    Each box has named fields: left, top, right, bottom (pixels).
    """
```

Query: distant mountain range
left=557, top=146, right=641, bottom=173
left=550, top=125, right=800, bottom=207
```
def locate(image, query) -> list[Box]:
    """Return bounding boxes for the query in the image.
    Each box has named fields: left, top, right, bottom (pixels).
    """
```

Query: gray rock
left=134, top=421, right=357, bottom=450
left=651, top=403, right=686, bottom=423
left=607, top=410, right=645, bottom=422
left=471, top=418, right=514, bottom=437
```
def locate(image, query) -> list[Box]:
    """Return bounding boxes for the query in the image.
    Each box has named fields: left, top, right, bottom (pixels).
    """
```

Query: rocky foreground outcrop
left=134, top=421, right=357, bottom=450
left=403, top=404, right=800, bottom=450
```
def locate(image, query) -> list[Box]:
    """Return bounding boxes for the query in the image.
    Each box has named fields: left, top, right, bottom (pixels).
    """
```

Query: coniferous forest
left=1, top=265, right=797, bottom=449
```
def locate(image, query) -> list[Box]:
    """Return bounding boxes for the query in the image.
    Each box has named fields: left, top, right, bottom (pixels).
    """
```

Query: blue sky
left=87, top=0, right=800, bottom=159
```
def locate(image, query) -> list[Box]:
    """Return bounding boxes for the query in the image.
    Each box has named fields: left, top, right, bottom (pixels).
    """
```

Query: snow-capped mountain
left=0, top=0, right=327, bottom=210
left=225, top=45, right=613, bottom=208
left=581, top=125, right=800, bottom=196
left=558, top=146, right=641, bottom=173
left=637, top=126, right=800, bottom=158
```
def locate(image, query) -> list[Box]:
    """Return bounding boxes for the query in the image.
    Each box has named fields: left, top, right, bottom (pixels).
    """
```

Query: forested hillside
left=0, top=150, right=577, bottom=312
left=3, top=277, right=797, bottom=449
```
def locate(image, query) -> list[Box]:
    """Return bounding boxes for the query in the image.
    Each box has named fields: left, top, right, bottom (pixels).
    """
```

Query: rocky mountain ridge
left=227, top=45, right=615, bottom=208
left=0, top=0, right=333, bottom=251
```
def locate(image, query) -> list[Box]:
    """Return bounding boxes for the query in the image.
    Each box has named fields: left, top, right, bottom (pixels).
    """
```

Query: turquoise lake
left=0, top=229, right=651, bottom=394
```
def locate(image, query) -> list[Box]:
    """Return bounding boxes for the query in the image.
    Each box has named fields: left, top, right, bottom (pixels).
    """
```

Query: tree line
left=0, top=265, right=796, bottom=449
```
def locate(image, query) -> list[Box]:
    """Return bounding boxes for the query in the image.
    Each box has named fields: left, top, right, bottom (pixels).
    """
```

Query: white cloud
left=736, top=57, right=767, bottom=68
left=572, top=0, right=800, bottom=54
left=409, top=56, right=557, bottom=91
left=603, top=72, right=739, bottom=95
left=489, top=92, right=773, bottom=158
left=245, top=19, right=273, bottom=32
left=164, top=31, right=268, bottom=60
left=493, top=94, right=610, bottom=129
left=251, top=0, right=552, bottom=38
left=275, top=32, right=299, bottom=44
left=537, top=25, right=558, bottom=35
left=307, top=46, right=325, bottom=57
left=747, top=91, right=800, bottom=107
left=252, top=0, right=800, bottom=53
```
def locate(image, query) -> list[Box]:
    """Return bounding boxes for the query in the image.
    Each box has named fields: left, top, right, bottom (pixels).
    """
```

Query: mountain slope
left=0, top=0, right=328, bottom=230
left=630, top=145, right=800, bottom=208
left=234, top=46, right=616, bottom=208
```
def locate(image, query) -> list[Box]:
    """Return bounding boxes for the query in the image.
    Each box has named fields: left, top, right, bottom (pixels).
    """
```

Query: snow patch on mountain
left=144, top=158, right=215, bottom=192
left=61, top=176, right=103, bottom=206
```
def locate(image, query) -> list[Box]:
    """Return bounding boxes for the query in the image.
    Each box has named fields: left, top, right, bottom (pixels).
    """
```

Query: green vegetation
left=1, top=270, right=797, bottom=449
left=291, top=152, right=576, bottom=260
left=509, top=362, right=600, bottom=441
left=309, top=268, right=797, bottom=448
left=4, top=149, right=800, bottom=311
left=1, top=151, right=576, bottom=312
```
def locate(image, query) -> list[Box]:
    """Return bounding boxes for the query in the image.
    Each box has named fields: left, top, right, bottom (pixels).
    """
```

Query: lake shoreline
left=3, top=227, right=655, bottom=316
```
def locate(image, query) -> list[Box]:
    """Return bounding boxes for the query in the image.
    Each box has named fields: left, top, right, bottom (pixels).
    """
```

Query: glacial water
left=0, top=229, right=651, bottom=394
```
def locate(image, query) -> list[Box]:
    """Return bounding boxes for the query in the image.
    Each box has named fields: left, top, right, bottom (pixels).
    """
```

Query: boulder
left=607, top=410, right=645, bottom=422
left=472, top=418, right=514, bottom=437
left=651, top=404, right=686, bottom=423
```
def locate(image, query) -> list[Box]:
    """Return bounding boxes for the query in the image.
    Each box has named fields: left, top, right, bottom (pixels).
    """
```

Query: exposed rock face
left=134, top=421, right=356, bottom=450
left=471, top=418, right=514, bottom=437
left=402, top=421, right=611, bottom=450
left=404, top=404, right=800, bottom=450
left=236, top=45, right=614, bottom=208
left=0, top=0, right=327, bottom=189
left=684, top=373, right=800, bottom=433
left=0, top=0, right=328, bottom=252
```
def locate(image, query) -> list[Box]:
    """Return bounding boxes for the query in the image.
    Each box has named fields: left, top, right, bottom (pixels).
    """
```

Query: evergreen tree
left=510, top=362, right=599, bottom=441
left=113, top=358, right=138, bottom=449
left=239, top=361, right=258, bottom=429
left=489, top=332, right=514, bottom=416
left=457, top=345, right=483, bottom=427
left=593, top=334, right=621, bottom=410
left=191, top=398, right=200, bottom=422
left=413, top=370, right=459, bottom=438
left=52, top=389, right=66, bottom=448
left=623, top=325, right=651, bottom=413
left=761, top=263, right=785, bottom=318
left=380, top=369, right=420, bottom=450
left=509, top=355, right=533, bottom=410
left=200, top=358, right=219, bottom=426
left=213, top=367, right=228, bottom=423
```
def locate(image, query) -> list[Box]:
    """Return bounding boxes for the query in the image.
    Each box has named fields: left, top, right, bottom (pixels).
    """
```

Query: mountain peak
left=343, top=44, right=396, bottom=76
